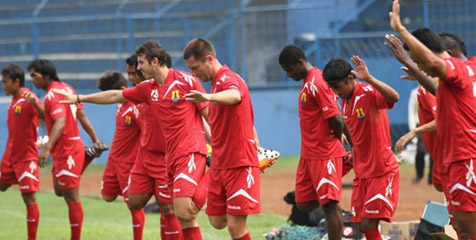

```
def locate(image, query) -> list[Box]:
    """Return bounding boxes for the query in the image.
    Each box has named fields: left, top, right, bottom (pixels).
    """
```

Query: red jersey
left=416, top=86, right=437, bottom=158
left=341, top=81, right=398, bottom=178
left=435, top=57, right=476, bottom=171
left=44, top=81, right=82, bottom=157
left=299, top=67, right=346, bottom=160
left=2, top=88, right=40, bottom=163
left=107, top=101, right=141, bottom=163
left=136, top=103, right=166, bottom=153
left=122, top=69, right=207, bottom=161
left=208, top=65, right=258, bottom=169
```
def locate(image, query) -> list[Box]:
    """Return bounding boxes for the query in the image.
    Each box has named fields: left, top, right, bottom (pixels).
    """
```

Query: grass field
left=0, top=156, right=444, bottom=239
left=0, top=189, right=286, bottom=240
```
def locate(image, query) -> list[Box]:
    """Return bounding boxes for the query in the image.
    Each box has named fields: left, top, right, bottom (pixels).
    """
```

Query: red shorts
left=52, top=142, right=85, bottom=189
left=440, top=173, right=453, bottom=216
left=447, top=159, right=476, bottom=212
left=128, top=149, right=171, bottom=203
left=0, top=159, right=39, bottom=193
left=101, top=159, right=134, bottom=198
left=432, top=158, right=443, bottom=190
left=206, top=166, right=260, bottom=216
left=351, top=168, right=399, bottom=223
left=295, top=157, right=343, bottom=205
left=168, top=152, right=206, bottom=199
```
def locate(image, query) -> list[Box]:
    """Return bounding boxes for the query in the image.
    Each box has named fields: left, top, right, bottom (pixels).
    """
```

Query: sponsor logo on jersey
left=365, top=209, right=379, bottom=214
left=227, top=205, right=242, bottom=210
left=151, top=89, right=159, bottom=102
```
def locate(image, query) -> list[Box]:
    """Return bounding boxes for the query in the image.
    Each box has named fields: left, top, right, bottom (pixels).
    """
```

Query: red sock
left=68, top=202, right=83, bottom=240
left=234, top=232, right=251, bottom=240
left=182, top=226, right=202, bottom=240
left=81, top=156, right=94, bottom=174
left=26, top=203, right=39, bottom=240
left=364, top=228, right=382, bottom=240
left=164, top=213, right=182, bottom=240
left=192, top=171, right=210, bottom=210
left=130, top=208, right=145, bottom=240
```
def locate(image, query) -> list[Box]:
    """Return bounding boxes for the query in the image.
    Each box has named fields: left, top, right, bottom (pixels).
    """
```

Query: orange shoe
left=258, top=147, right=280, bottom=173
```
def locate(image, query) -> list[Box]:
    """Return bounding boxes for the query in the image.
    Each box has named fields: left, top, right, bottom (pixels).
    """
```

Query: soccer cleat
left=85, top=141, right=110, bottom=158
left=258, top=147, right=280, bottom=173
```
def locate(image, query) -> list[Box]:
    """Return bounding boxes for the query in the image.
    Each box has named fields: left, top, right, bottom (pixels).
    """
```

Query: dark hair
left=27, top=59, right=59, bottom=81
left=403, top=28, right=445, bottom=53
left=2, top=64, right=25, bottom=87
left=97, top=71, right=127, bottom=91
left=183, top=38, right=216, bottom=61
left=278, top=45, right=307, bottom=65
left=126, top=54, right=137, bottom=67
left=439, top=32, right=467, bottom=57
left=134, top=40, right=169, bottom=66
left=322, top=58, right=353, bottom=85
left=165, top=52, right=172, bottom=68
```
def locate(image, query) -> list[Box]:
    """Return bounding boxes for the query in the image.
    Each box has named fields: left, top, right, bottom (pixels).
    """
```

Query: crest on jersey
left=355, top=108, right=366, bottom=120
left=29, top=161, right=37, bottom=173
left=300, top=92, right=307, bottom=104
left=435, top=77, right=440, bottom=91
left=14, top=105, right=21, bottom=115
left=171, top=90, right=180, bottom=103
left=151, top=89, right=159, bottom=102
left=125, top=115, right=132, bottom=126
left=67, top=155, right=76, bottom=170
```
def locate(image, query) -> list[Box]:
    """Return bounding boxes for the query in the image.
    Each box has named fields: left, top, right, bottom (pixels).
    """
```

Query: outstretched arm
left=384, top=34, right=436, bottom=94
left=351, top=55, right=400, bottom=103
left=389, top=0, right=447, bottom=79
left=395, top=119, right=436, bottom=152
left=185, top=89, right=241, bottom=105
left=53, top=89, right=127, bottom=105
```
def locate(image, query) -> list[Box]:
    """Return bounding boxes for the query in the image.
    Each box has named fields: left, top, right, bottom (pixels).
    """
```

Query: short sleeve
left=443, top=58, right=467, bottom=88
left=368, top=85, right=394, bottom=110
left=122, top=82, right=150, bottom=105
left=47, top=97, right=67, bottom=120
left=221, top=74, right=244, bottom=97
left=314, top=81, right=340, bottom=119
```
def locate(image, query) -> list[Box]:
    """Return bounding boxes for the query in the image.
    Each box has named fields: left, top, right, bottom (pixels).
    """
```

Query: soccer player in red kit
left=183, top=38, right=260, bottom=240
left=323, top=56, right=400, bottom=240
left=0, top=64, right=42, bottom=240
left=390, top=1, right=476, bottom=238
left=277, top=45, right=348, bottom=240
left=28, top=59, right=85, bottom=240
left=54, top=40, right=209, bottom=240
left=384, top=34, right=441, bottom=191
left=96, top=71, right=147, bottom=240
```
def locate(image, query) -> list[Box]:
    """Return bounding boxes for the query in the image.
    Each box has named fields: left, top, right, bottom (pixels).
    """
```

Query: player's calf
left=0, top=183, right=11, bottom=192
left=322, top=201, right=343, bottom=240
left=227, top=215, right=249, bottom=239
left=453, top=211, right=476, bottom=240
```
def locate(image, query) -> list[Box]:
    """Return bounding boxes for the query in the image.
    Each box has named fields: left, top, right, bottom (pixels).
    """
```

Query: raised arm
left=351, top=55, right=400, bottom=103
left=53, top=89, right=127, bottom=105
left=389, top=0, right=447, bottom=79
left=384, top=34, right=436, bottom=94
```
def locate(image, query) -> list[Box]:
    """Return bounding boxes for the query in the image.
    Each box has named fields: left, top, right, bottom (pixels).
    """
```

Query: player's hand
left=38, top=148, right=50, bottom=168
left=389, top=0, right=405, bottom=33
left=384, top=34, right=411, bottom=64
left=184, top=90, right=211, bottom=103
left=350, top=55, right=372, bottom=82
left=22, top=91, right=38, bottom=105
left=395, top=130, right=417, bottom=152
left=400, top=67, right=417, bottom=80
left=52, top=88, right=78, bottom=104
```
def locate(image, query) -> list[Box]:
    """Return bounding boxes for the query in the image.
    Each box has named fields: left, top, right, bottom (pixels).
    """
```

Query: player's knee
left=360, top=218, right=379, bottom=233
left=0, top=184, right=10, bottom=192
left=54, top=188, right=64, bottom=197
left=434, top=184, right=443, bottom=192
left=158, top=202, right=174, bottom=215
left=21, top=192, right=36, bottom=205
left=175, top=207, right=198, bottom=223
left=102, top=195, right=117, bottom=202
left=297, top=201, right=319, bottom=213
left=322, top=200, right=340, bottom=215
left=127, top=200, right=145, bottom=211
left=208, top=217, right=227, bottom=230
